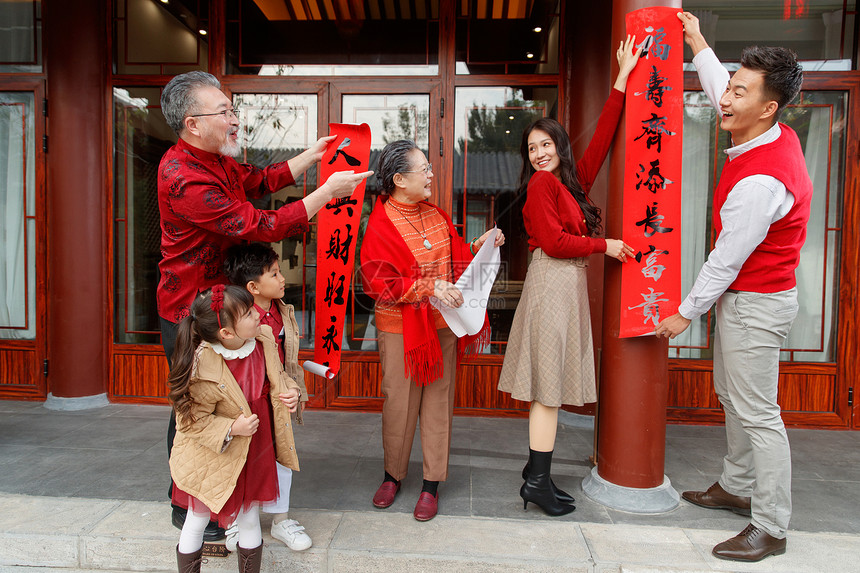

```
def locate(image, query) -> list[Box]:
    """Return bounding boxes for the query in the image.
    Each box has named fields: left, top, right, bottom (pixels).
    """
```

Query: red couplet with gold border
left=619, top=6, right=683, bottom=338
left=313, top=123, right=371, bottom=375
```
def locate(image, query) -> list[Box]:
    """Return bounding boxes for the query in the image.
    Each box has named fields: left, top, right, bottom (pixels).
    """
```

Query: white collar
left=210, top=338, right=256, bottom=360
left=725, top=122, right=781, bottom=160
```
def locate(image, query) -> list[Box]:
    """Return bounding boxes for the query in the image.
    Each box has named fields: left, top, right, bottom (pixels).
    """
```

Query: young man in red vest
left=655, top=12, right=810, bottom=563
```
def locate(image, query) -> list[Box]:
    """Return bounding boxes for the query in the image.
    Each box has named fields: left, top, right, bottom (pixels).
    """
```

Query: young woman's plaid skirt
left=498, top=249, right=597, bottom=407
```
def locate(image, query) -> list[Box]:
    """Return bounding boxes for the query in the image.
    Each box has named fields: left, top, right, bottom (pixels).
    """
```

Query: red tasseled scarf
left=361, top=196, right=491, bottom=386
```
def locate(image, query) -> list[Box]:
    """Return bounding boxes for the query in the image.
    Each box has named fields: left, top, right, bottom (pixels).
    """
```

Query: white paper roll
left=429, top=227, right=502, bottom=337
left=302, top=360, right=335, bottom=379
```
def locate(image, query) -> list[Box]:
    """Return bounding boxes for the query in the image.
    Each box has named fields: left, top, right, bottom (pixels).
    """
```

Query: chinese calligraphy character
left=321, top=316, right=340, bottom=353
left=634, top=244, right=670, bottom=281
left=637, top=26, right=670, bottom=60
left=324, top=272, right=346, bottom=307
left=635, top=202, right=674, bottom=237
left=633, top=113, right=676, bottom=153
left=627, top=287, right=669, bottom=326
left=328, top=137, right=362, bottom=166
left=635, top=159, right=674, bottom=194
left=634, top=65, right=672, bottom=107
left=324, top=224, right=353, bottom=264
left=325, top=197, right=359, bottom=217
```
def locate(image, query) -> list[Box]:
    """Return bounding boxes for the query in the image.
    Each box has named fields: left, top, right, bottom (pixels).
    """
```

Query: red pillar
left=43, top=0, right=109, bottom=401
left=565, top=2, right=613, bottom=387
left=594, top=0, right=680, bottom=493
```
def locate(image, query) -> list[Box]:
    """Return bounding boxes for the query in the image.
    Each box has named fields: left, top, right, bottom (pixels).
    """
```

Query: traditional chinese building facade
left=1, top=0, right=858, bottom=430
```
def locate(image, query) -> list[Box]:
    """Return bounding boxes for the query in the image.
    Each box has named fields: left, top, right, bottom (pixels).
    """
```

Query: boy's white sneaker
left=224, top=522, right=239, bottom=552
left=271, top=518, right=312, bottom=551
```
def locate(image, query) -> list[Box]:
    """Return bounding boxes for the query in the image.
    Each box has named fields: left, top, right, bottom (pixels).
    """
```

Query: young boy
left=223, top=242, right=312, bottom=552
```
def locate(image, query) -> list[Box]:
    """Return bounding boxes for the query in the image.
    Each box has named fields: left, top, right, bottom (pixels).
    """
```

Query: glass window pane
left=456, top=0, right=559, bottom=75
left=113, top=87, right=174, bottom=344
left=682, top=1, right=857, bottom=70
left=0, top=92, right=37, bottom=339
left=453, top=86, right=558, bottom=353
left=114, top=0, right=209, bottom=75
left=343, top=95, right=431, bottom=149
left=781, top=93, right=845, bottom=360
left=232, top=93, right=319, bottom=349
left=671, top=90, right=845, bottom=362
left=0, top=0, right=41, bottom=73
left=226, top=0, right=439, bottom=76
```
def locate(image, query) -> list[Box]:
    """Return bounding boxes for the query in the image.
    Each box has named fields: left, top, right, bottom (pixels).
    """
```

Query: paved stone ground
left=1, top=400, right=859, bottom=572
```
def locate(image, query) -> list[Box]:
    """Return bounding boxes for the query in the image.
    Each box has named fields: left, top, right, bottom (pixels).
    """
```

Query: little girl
left=168, top=285, right=301, bottom=573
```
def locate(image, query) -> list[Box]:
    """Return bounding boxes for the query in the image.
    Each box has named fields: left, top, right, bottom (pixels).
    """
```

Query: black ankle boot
left=520, top=449, right=576, bottom=516
left=522, top=461, right=575, bottom=504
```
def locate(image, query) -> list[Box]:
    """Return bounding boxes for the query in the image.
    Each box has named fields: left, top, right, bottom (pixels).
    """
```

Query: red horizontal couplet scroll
left=619, top=6, right=683, bottom=338
left=313, top=123, right=371, bottom=375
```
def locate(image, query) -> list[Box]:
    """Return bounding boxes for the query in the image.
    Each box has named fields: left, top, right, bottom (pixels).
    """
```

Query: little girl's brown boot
left=237, top=543, right=263, bottom=573
left=176, top=545, right=204, bottom=573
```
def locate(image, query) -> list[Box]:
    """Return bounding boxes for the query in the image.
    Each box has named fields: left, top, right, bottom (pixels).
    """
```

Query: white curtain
left=0, top=93, right=35, bottom=339
left=0, top=2, right=38, bottom=338
left=784, top=106, right=831, bottom=358
left=674, top=97, right=838, bottom=361
left=674, top=93, right=716, bottom=356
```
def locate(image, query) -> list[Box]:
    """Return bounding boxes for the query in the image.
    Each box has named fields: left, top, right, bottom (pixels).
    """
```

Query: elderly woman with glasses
left=360, top=140, right=504, bottom=521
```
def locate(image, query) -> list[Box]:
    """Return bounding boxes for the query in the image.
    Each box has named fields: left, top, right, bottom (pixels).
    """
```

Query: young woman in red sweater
left=498, top=36, right=641, bottom=516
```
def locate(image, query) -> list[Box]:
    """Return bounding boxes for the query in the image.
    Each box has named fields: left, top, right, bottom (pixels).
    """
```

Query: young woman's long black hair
left=167, top=285, right=254, bottom=426
left=518, top=118, right=602, bottom=236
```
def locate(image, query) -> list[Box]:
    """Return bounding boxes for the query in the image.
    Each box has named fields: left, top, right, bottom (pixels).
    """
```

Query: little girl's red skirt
left=172, top=383, right=279, bottom=527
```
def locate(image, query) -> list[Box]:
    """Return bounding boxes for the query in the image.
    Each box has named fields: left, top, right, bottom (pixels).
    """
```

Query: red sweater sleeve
left=168, top=169, right=309, bottom=242
left=524, top=172, right=607, bottom=258
left=575, top=88, right=625, bottom=192
left=237, top=159, right=297, bottom=200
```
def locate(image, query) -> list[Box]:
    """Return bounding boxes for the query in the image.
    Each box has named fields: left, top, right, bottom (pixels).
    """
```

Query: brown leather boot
left=238, top=543, right=263, bottom=573
left=176, top=545, right=204, bottom=573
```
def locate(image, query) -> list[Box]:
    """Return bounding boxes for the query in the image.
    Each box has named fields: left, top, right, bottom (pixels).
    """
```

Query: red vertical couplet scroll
left=313, top=123, right=371, bottom=375
left=619, top=7, right=684, bottom=338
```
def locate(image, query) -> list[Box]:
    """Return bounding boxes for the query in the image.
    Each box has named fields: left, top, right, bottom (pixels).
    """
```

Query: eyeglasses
left=402, top=163, right=433, bottom=175
left=188, top=108, right=241, bottom=120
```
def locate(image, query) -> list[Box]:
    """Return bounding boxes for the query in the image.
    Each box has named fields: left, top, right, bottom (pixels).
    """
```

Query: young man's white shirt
left=677, top=48, right=797, bottom=320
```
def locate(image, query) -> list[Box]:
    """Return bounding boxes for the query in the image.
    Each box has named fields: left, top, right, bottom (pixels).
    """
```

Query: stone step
left=2, top=493, right=859, bottom=573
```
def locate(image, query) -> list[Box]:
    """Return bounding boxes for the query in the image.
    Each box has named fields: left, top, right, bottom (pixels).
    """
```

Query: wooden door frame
left=833, top=71, right=860, bottom=430
left=0, top=78, right=48, bottom=400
